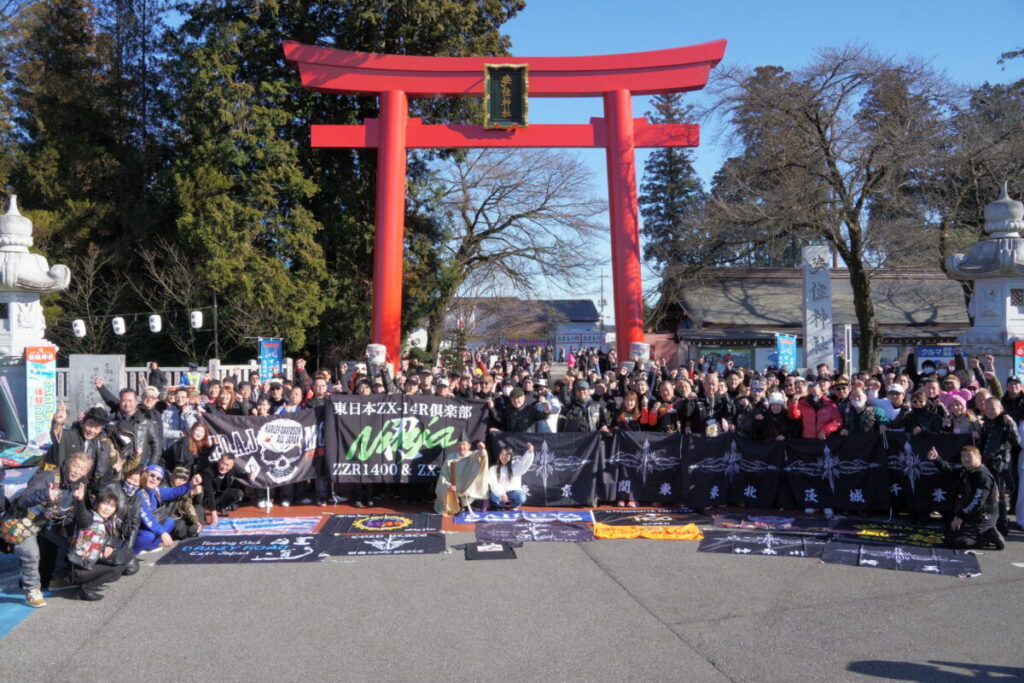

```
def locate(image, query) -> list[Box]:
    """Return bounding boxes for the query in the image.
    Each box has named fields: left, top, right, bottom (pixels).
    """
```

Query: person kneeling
left=487, top=443, right=535, bottom=511
left=68, top=488, right=126, bottom=601
left=927, top=445, right=1004, bottom=550
left=134, top=465, right=202, bottom=555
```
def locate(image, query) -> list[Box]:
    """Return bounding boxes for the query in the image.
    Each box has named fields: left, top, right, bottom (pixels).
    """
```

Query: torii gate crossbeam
left=285, top=40, right=726, bottom=365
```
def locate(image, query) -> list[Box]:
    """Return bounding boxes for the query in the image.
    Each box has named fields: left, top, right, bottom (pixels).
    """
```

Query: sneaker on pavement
left=280, top=500, right=291, bottom=507
left=25, top=589, right=46, bottom=608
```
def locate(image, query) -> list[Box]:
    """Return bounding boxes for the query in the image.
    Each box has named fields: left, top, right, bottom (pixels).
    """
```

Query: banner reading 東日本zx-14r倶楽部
left=324, top=395, right=487, bottom=483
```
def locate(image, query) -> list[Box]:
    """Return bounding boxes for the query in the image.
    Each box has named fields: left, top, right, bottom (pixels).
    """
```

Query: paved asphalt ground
left=1, top=505, right=1023, bottom=683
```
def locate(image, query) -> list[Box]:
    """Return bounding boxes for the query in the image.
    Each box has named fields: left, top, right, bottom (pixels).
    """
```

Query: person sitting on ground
left=434, top=438, right=489, bottom=516
left=166, top=467, right=203, bottom=540
left=927, top=445, right=1004, bottom=550
left=134, top=464, right=201, bottom=555
left=487, top=443, right=535, bottom=511
left=202, top=453, right=252, bottom=525
left=67, top=487, right=126, bottom=601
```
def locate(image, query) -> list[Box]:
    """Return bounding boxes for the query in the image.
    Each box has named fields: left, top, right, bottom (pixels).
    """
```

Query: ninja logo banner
left=325, top=395, right=487, bottom=483
left=203, top=409, right=321, bottom=488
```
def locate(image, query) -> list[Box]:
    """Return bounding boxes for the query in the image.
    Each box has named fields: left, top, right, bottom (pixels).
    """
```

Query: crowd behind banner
left=0, top=343, right=1020, bottom=608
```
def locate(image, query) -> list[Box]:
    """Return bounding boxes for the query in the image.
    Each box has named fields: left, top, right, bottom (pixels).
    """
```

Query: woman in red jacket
left=788, top=382, right=843, bottom=439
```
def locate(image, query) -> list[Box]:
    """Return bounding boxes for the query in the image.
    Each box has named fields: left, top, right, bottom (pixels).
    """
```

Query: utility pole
left=598, top=271, right=608, bottom=331
left=212, top=291, right=219, bottom=359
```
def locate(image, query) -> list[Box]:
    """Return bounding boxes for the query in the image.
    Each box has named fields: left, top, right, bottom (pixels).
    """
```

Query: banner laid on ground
left=698, top=530, right=827, bottom=558
left=203, top=409, right=321, bottom=488
left=463, top=542, right=518, bottom=560
left=200, top=516, right=323, bottom=537
left=490, top=432, right=600, bottom=506
left=819, top=540, right=981, bottom=577
left=319, top=513, right=442, bottom=535
left=711, top=512, right=836, bottom=533
left=784, top=434, right=889, bottom=510
left=321, top=532, right=446, bottom=556
left=685, top=435, right=784, bottom=508
left=603, top=432, right=684, bottom=503
left=592, top=523, right=704, bottom=540
left=454, top=509, right=594, bottom=524
left=325, top=395, right=487, bottom=483
left=592, top=509, right=706, bottom=526
left=157, top=535, right=326, bottom=564
left=828, top=518, right=946, bottom=548
left=474, top=521, right=594, bottom=543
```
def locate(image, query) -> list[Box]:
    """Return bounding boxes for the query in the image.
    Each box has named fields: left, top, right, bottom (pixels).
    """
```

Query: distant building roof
left=677, top=269, right=968, bottom=329
left=544, top=299, right=600, bottom=322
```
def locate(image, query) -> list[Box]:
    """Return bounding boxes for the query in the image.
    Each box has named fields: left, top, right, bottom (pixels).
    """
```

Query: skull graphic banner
left=202, top=408, right=321, bottom=488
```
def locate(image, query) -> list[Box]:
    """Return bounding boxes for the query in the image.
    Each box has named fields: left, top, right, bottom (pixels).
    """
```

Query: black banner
left=203, top=410, right=321, bottom=488
left=884, top=432, right=967, bottom=512
left=698, top=529, right=827, bottom=558
left=783, top=434, right=889, bottom=510
left=474, top=521, right=594, bottom=543
left=604, top=432, right=684, bottom=503
left=319, top=513, right=442, bottom=535
left=156, top=534, right=326, bottom=564
left=684, top=435, right=784, bottom=508
left=820, top=540, right=981, bottom=577
left=593, top=509, right=706, bottom=526
left=321, top=532, right=446, bottom=556
left=492, top=432, right=600, bottom=507
left=325, top=395, right=487, bottom=483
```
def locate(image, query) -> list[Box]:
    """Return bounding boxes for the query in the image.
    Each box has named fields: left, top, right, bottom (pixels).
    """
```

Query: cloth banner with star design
left=491, top=432, right=601, bottom=507
left=602, top=432, right=684, bottom=503
left=883, top=432, right=968, bottom=512
left=683, top=435, right=785, bottom=508
left=783, top=434, right=889, bottom=510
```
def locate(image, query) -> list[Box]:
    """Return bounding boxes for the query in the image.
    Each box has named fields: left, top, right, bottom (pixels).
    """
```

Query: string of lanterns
left=70, top=309, right=206, bottom=338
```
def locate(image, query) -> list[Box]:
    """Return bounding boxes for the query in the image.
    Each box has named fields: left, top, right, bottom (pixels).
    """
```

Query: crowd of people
left=1, top=344, right=1019, bottom=608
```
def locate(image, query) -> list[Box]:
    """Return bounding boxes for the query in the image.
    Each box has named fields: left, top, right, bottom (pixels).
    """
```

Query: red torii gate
left=284, top=40, right=726, bottom=364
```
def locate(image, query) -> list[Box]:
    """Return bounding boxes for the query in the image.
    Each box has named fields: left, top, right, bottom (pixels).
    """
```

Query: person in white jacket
left=487, top=442, right=535, bottom=510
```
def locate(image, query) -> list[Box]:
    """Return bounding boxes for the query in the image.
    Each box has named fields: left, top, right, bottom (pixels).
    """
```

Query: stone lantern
left=0, top=195, right=70, bottom=442
left=946, top=183, right=1024, bottom=379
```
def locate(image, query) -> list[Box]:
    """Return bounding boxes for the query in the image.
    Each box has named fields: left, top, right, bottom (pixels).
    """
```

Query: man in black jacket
left=562, top=381, right=612, bottom=433
left=202, top=453, right=253, bottom=524
left=493, top=388, right=547, bottom=433
left=976, top=397, right=1020, bottom=536
left=928, top=445, right=1004, bottom=550
left=94, top=377, right=162, bottom=468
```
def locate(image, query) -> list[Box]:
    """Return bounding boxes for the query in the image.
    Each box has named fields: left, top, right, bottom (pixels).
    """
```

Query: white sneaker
left=804, top=508, right=816, bottom=515
left=280, top=500, right=291, bottom=507
left=25, top=588, right=46, bottom=608
left=257, top=499, right=270, bottom=509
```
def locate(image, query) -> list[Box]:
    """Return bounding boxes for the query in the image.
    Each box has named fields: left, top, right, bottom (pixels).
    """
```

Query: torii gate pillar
left=285, top=41, right=726, bottom=365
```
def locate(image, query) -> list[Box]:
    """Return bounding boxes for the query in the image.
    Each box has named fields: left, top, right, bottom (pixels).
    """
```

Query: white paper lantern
left=72, top=319, right=87, bottom=338
left=190, top=311, right=203, bottom=329
left=149, top=314, right=162, bottom=333
left=112, top=316, right=126, bottom=335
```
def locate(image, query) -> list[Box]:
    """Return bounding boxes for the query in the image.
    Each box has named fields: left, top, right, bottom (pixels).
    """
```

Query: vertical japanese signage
left=258, top=338, right=283, bottom=380
left=1014, top=341, right=1024, bottom=381
left=25, top=345, right=57, bottom=444
left=483, top=64, right=528, bottom=129
left=802, top=246, right=834, bottom=371
left=775, top=334, right=798, bottom=371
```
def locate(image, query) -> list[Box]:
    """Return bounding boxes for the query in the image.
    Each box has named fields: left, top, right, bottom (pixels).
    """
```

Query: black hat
left=510, top=388, right=525, bottom=399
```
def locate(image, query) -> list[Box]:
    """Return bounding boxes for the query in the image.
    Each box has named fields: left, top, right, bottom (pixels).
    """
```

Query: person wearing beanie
left=943, top=395, right=977, bottom=436
left=134, top=464, right=201, bottom=555
left=754, top=392, right=798, bottom=441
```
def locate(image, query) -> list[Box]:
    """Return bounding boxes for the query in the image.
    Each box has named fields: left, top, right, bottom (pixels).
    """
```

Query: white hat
left=887, top=384, right=905, bottom=394
left=768, top=392, right=786, bottom=405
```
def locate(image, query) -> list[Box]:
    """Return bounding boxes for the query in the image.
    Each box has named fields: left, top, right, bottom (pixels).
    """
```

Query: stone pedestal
left=947, top=184, right=1024, bottom=380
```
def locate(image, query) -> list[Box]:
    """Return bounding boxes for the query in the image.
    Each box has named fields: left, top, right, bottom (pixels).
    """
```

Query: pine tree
left=638, top=93, right=706, bottom=272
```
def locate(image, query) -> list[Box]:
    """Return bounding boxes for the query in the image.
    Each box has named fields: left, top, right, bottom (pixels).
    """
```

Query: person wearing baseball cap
left=134, top=464, right=201, bottom=555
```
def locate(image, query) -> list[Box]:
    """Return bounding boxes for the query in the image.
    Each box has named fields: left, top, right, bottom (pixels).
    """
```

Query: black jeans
left=70, top=562, right=125, bottom=590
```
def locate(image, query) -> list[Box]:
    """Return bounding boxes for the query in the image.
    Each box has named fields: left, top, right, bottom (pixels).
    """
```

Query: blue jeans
left=13, top=534, right=40, bottom=591
left=489, top=490, right=527, bottom=509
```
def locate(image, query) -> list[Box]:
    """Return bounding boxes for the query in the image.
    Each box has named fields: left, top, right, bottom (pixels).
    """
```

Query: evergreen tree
left=638, top=93, right=706, bottom=273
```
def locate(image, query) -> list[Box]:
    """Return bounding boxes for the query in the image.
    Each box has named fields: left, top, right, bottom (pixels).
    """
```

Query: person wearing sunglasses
left=133, top=464, right=202, bottom=555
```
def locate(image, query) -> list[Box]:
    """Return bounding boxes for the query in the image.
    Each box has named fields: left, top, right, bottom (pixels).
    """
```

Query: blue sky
left=498, top=1, right=1024, bottom=315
